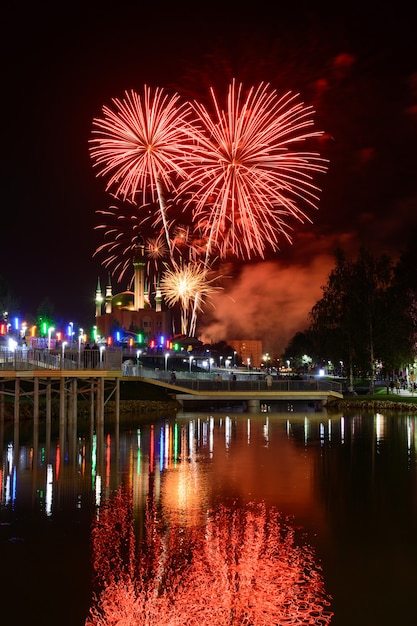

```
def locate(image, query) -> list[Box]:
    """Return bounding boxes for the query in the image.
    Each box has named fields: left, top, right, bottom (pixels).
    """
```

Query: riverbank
left=327, top=394, right=417, bottom=412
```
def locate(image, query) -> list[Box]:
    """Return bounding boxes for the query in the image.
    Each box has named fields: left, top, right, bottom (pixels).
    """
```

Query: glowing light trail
left=179, top=80, right=328, bottom=261
left=89, top=86, right=195, bottom=246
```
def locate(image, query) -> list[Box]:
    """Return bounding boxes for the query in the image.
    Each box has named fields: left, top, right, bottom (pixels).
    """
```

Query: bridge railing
left=170, top=379, right=342, bottom=394
left=0, top=348, right=123, bottom=371
left=133, top=367, right=342, bottom=394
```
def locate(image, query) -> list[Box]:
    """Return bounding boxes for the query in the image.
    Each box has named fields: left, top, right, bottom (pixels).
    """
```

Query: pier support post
left=14, top=378, right=19, bottom=462
left=246, top=399, right=261, bottom=413
left=0, top=381, right=4, bottom=425
left=59, top=377, right=66, bottom=433
left=33, top=377, right=39, bottom=431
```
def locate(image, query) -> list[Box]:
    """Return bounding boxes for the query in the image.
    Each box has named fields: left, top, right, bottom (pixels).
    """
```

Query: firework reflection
left=86, top=487, right=333, bottom=625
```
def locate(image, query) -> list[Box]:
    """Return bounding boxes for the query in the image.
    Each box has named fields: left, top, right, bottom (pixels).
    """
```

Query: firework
left=160, top=262, right=221, bottom=336
left=94, top=204, right=168, bottom=289
left=89, top=86, right=196, bottom=244
left=179, top=80, right=328, bottom=261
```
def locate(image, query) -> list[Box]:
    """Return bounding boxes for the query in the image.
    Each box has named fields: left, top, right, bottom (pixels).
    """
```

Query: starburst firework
left=179, top=80, right=328, bottom=260
left=89, top=86, right=196, bottom=244
left=94, top=204, right=168, bottom=289
left=160, top=262, right=221, bottom=336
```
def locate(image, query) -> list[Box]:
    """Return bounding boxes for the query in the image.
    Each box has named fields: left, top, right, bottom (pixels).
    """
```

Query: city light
left=48, top=327, right=55, bottom=351
left=61, top=341, right=67, bottom=366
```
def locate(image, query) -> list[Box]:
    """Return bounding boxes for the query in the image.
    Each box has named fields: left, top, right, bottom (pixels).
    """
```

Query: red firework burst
left=94, top=204, right=164, bottom=287
left=89, top=86, right=196, bottom=244
left=179, top=80, right=328, bottom=261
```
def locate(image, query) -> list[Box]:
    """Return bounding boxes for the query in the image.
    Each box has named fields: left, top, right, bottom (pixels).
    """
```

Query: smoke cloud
left=199, top=253, right=335, bottom=355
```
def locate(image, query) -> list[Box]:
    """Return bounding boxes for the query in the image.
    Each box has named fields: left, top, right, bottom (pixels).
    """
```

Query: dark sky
left=3, top=3, right=417, bottom=351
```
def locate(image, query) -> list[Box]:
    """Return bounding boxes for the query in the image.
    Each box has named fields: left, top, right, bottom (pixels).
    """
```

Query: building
left=228, top=339, right=263, bottom=369
left=95, top=242, right=172, bottom=345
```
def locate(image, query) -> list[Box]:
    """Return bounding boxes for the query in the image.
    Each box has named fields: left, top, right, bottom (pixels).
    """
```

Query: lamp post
left=100, top=345, right=105, bottom=369
left=61, top=341, right=67, bottom=368
left=220, top=356, right=223, bottom=368
left=233, top=351, right=237, bottom=367
left=189, top=354, right=193, bottom=374
left=48, top=327, right=55, bottom=351
left=78, top=328, right=83, bottom=368
left=165, top=352, right=169, bottom=372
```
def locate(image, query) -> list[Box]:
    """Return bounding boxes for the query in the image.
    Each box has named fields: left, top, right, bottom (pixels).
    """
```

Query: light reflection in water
left=86, top=486, right=334, bottom=626
left=375, top=412, right=386, bottom=451
left=1, top=411, right=416, bottom=626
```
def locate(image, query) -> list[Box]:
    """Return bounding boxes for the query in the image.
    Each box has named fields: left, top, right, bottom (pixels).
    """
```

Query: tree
left=309, top=249, right=358, bottom=389
left=281, top=331, right=318, bottom=372
left=309, top=248, right=397, bottom=392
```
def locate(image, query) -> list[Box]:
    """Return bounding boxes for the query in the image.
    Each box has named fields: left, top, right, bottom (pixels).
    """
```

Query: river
left=0, top=406, right=416, bottom=625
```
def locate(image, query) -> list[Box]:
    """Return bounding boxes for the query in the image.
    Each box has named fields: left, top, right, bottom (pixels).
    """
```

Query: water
left=0, top=408, right=416, bottom=625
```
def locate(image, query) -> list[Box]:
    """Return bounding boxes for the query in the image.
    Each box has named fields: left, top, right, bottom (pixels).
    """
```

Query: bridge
left=138, top=375, right=343, bottom=411
left=0, top=348, right=343, bottom=423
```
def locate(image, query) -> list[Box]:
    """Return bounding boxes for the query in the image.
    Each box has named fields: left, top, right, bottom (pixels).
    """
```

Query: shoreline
left=327, top=398, right=417, bottom=412
left=2, top=398, right=416, bottom=422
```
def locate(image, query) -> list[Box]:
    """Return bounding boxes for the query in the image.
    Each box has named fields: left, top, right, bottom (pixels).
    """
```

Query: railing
left=0, top=348, right=123, bottom=371
left=0, top=349, right=343, bottom=394
left=130, top=366, right=343, bottom=394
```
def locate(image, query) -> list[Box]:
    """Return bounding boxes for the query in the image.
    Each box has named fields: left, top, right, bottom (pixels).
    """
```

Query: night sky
left=3, top=3, right=416, bottom=352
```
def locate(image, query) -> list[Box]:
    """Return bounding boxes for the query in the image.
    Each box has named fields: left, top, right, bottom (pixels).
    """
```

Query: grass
left=345, top=389, right=417, bottom=405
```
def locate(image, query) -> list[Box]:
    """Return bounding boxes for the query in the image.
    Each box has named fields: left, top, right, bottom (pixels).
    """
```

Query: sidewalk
left=386, top=388, right=416, bottom=398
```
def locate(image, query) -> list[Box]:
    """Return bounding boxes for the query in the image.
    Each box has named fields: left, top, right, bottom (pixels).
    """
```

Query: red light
left=0, top=323, right=6, bottom=335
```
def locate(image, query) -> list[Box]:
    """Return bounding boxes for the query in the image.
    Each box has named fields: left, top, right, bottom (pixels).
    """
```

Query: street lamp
left=233, top=351, right=237, bottom=367
left=100, top=345, right=105, bottom=369
left=78, top=328, right=83, bottom=368
left=48, top=327, right=55, bottom=351
left=220, top=356, right=223, bottom=368
left=61, top=341, right=67, bottom=367
left=165, top=352, right=169, bottom=371
left=189, top=354, right=193, bottom=374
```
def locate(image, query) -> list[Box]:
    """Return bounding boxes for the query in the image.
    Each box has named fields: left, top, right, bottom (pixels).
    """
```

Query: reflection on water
left=87, top=488, right=333, bottom=625
left=0, top=409, right=416, bottom=625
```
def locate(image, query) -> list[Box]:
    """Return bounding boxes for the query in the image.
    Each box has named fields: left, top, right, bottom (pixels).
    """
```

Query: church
left=94, top=242, right=172, bottom=346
